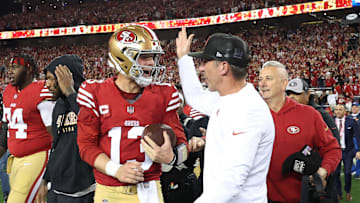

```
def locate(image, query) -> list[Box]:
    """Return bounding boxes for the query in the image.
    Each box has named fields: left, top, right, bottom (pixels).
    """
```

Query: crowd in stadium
left=0, top=0, right=317, bottom=31
left=1, top=22, right=359, bottom=110
left=0, top=0, right=360, bottom=202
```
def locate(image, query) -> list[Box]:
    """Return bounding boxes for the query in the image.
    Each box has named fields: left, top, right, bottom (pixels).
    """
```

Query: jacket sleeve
left=67, top=92, right=80, bottom=114
left=314, top=111, right=341, bottom=175
left=320, top=109, right=340, bottom=144
left=353, top=119, right=360, bottom=152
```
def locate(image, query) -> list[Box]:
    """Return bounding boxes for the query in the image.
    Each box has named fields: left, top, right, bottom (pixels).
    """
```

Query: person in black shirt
left=35, top=55, right=95, bottom=203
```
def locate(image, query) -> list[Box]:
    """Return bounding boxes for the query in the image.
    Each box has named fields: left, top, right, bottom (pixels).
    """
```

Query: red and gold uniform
left=77, top=77, right=187, bottom=186
left=183, top=105, right=205, bottom=120
left=2, top=80, right=54, bottom=203
left=3, top=81, right=53, bottom=157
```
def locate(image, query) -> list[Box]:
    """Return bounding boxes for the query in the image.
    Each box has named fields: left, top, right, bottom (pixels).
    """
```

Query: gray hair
left=262, top=61, right=285, bottom=69
left=261, top=61, right=288, bottom=80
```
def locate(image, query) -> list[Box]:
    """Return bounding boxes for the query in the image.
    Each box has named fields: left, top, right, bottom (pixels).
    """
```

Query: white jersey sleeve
left=37, top=100, right=56, bottom=127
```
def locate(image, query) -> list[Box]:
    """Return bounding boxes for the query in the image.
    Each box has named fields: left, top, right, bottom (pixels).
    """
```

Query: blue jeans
left=0, top=151, right=9, bottom=196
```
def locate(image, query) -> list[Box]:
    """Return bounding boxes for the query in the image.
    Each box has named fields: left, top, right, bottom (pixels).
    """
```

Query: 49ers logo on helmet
left=116, top=30, right=136, bottom=43
left=287, top=126, right=300, bottom=135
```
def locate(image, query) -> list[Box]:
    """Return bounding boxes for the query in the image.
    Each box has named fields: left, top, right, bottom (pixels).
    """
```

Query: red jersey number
left=3, top=107, right=28, bottom=139
left=108, top=126, right=153, bottom=170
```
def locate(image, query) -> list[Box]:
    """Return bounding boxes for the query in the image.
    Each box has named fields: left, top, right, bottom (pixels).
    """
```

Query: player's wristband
left=168, top=152, right=177, bottom=166
left=175, top=143, right=188, bottom=165
left=105, top=160, right=121, bottom=177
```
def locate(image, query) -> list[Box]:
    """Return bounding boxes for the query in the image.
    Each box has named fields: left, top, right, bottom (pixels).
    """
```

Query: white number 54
left=3, top=107, right=28, bottom=139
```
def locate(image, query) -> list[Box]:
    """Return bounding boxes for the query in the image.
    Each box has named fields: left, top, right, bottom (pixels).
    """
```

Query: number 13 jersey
left=77, top=77, right=187, bottom=186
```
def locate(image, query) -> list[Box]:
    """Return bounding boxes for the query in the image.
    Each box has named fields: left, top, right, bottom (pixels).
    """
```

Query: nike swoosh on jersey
left=232, top=131, right=246, bottom=136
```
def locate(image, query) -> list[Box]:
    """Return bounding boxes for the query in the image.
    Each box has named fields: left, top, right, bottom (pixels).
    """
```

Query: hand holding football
left=142, top=123, right=176, bottom=147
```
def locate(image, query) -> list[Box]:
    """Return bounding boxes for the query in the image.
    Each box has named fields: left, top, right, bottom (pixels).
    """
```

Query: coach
left=258, top=61, right=341, bottom=203
left=176, top=28, right=275, bottom=203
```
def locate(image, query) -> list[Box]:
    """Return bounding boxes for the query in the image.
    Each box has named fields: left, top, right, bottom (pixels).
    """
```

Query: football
left=142, top=123, right=177, bottom=147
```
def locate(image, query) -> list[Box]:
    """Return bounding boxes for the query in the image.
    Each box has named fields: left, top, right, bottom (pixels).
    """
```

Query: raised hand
left=55, top=64, right=75, bottom=97
left=176, top=27, right=195, bottom=59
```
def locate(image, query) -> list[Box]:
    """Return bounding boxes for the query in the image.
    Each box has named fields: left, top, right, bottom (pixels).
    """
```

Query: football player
left=76, top=25, right=188, bottom=203
left=2, top=53, right=55, bottom=202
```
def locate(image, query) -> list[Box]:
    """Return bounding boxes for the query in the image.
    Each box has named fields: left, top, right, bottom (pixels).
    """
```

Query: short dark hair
left=12, top=53, right=39, bottom=78
left=230, top=64, right=248, bottom=80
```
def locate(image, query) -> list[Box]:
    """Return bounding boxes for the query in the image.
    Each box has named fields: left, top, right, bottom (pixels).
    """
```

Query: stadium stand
left=0, top=0, right=318, bottom=31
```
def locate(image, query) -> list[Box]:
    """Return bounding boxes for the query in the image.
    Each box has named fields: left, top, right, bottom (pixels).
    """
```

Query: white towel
left=137, top=180, right=160, bottom=203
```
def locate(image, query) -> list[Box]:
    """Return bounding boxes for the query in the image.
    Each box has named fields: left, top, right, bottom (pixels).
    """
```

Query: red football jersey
left=77, top=77, right=187, bottom=186
left=183, top=105, right=205, bottom=120
left=2, top=81, right=53, bottom=157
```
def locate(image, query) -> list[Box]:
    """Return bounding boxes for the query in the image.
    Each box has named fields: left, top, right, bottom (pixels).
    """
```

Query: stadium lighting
left=0, top=0, right=354, bottom=40
left=346, top=13, right=359, bottom=21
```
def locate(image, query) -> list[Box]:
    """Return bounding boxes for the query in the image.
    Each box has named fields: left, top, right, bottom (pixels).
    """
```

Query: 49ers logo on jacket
left=116, top=30, right=136, bottom=43
left=287, top=126, right=300, bottom=135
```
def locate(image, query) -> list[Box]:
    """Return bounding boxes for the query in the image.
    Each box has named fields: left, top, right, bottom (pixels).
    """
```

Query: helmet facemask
left=128, top=49, right=165, bottom=87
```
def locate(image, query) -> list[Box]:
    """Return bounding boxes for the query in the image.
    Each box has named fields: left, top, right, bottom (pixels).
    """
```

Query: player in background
left=35, top=55, right=95, bottom=203
left=77, top=25, right=188, bottom=203
left=2, top=54, right=55, bottom=202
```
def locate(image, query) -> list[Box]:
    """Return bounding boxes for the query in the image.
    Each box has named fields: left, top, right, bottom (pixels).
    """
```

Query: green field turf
left=339, top=175, right=360, bottom=203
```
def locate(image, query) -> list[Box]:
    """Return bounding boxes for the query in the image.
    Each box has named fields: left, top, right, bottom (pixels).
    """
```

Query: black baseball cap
left=188, top=33, right=250, bottom=68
